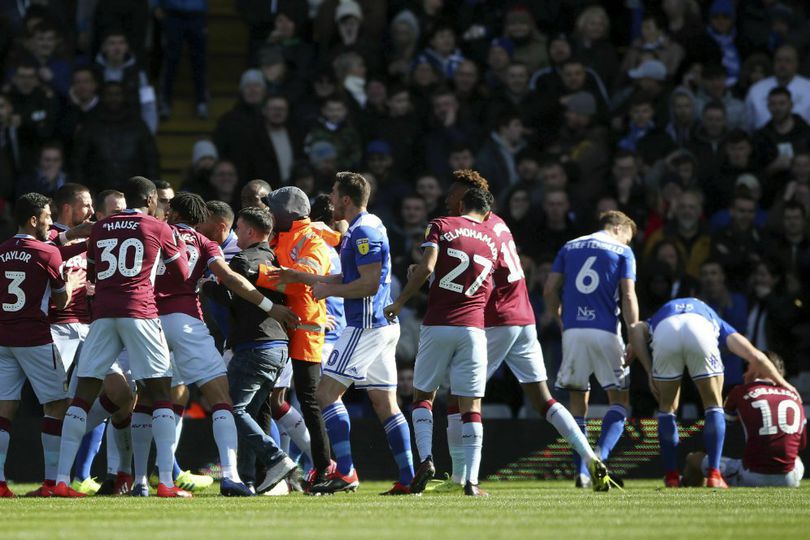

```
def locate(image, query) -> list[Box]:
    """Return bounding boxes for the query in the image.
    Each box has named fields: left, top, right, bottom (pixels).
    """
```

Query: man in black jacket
left=219, top=207, right=300, bottom=494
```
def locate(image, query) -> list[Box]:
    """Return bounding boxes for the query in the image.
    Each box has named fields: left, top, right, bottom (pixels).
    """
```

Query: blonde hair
left=576, top=6, right=610, bottom=39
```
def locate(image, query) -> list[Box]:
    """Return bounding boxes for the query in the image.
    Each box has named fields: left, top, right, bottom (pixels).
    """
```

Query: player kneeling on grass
left=682, top=353, right=806, bottom=488
left=629, top=297, right=797, bottom=488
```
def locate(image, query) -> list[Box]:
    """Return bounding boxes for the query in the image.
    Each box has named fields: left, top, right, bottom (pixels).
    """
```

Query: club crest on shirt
left=356, top=238, right=369, bottom=255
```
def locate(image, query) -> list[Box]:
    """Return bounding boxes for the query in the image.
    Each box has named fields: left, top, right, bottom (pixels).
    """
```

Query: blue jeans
left=227, top=345, right=289, bottom=483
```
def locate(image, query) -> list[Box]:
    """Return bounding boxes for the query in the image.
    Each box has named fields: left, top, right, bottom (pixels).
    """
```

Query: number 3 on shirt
left=439, top=247, right=492, bottom=297
left=2, top=271, right=26, bottom=312
left=575, top=256, right=599, bottom=294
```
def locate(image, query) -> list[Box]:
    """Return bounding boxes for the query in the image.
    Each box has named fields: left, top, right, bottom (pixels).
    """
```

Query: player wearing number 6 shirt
left=53, top=176, right=193, bottom=498
left=629, top=297, right=797, bottom=488
left=385, top=186, right=497, bottom=497
left=433, top=170, right=611, bottom=493
left=0, top=193, right=79, bottom=498
left=544, top=211, right=639, bottom=489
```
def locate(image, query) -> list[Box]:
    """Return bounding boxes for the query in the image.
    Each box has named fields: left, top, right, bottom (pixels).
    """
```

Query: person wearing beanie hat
left=192, top=140, right=219, bottom=167
left=503, top=6, right=548, bottom=73
left=387, top=9, right=421, bottom=78
left=706, top=0, right=741, bottom=86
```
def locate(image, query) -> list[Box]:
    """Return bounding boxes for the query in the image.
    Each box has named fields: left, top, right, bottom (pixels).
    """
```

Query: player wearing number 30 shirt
left=385, top=186, right=496, bottom=497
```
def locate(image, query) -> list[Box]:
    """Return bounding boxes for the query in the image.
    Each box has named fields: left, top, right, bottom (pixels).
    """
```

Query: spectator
left=263, top=9, right=316, bottom=84
left=502, top=186, right=537, bottom=254
left=390, top=194, right=429, bottom=272
left=607, top=150, right=648, bottom=232
left=571, top=5, right=618, bottom=87
left=386, top=9, right=420, bottom=79
left=319, top=0, right=381, bottom=75
left=701, top=0, right=743, bottom=87
left=485, top=37, right=514, bottom=91
left=423, top=87, right=482, bottom=179
left=535, top=189, right=579, bottom=261
left=15, top=141, right=67, bottom=197
left=650, top=237, right=699, bottom=298
left=452, top=59, right=487, bottom=126
left=475, top=110, right=526, bottom=196
left=205, top=160, right=240, bottom=209
left=753, top=87, right=810, bottom=189
left=697, top=258, right=748, bottom=386
left=235, top=0, right=308, bottom=64
left=73, top=81, right=159, bottom=190
left=251, top=94, right=303, bottom=186
left=6, top=61, right=58, bottom=175
left=89, top=0, right=150, bottom=62
left=711, top=129, right=757, bottom=214
left=620, top=12, right=684, bottom=82
left=643, top=189, right=711, bottom=279
left=369, top=85, right=423, bottom=176
left=688, top=100, right=730, bottom=183
left=555, top=91, right=610, bottom=199
left=745, top=44, right=810, bottom=131
left=213, top=69, right=266, bottom=182
left=415, top=174, right=443, bottom=220
left=331, top=51, right=367, bottom=112
left=710, top=193, right=763, bottom=291
left=363, top=139, right=408, bottom=217
left=694, top=64, right=746, bottom=131
left=59, top=67, right=100, bottom=155
left=94, top=30, right=157, bottom=133
left=765, top=200, right=810, bottom=291
left=304, top=94, right=362, bottom=170
left=0, top=93, right=21, bottom=194
left=306, top=140, right=339, bottom=191
left=708, top=174, right=769, bottom=233
left=24, top=21, right=71, bottom=98
left=181, top=139, right=219, bottom=195
left=513, top=149, right=544, bottom=206
left=666, top=86, right=698, bottom=147
left=239, top=178, right=270, bottom=210
left=256, top=45, right=306, bottom=107
left=529, top=33, right=569, bottom=91
left=663, top=0, right=705, bottom=63
left=619, top=93, right=675, bottom=166
left=156, top=0, right=209, bottom=119
left=447, top=144, right=475, bottom=184
left=486, top=62, right=540, bottom=130
left=288, top=161, right=317, bottom=198
left=421, top=23, right=465, bottom=80
left=502, top=6, right=547, bottom=74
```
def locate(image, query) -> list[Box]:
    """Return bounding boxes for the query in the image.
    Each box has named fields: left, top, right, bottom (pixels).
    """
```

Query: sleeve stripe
left=163, top=252, right=180, bottom=264
left=421, top=242, right=438, bottom=249
left=207, top=255, right=222, bottom=266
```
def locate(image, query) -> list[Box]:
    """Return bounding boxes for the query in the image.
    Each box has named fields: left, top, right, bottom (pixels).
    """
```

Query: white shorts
left=0, top=344, right=68, bottom=403
left=51, top=322, right=89, bottom=372
left=78, top=318, right=171, bottom=381
left=276, top=358, right=293, bottom=388
left=485, top=325, right=547, bottom=384
left=68, top=349, right=131, bottom=395
left=414, top=325, right=487, bottom=397
left=557, top=328, right=627, bottom=391
left=701, top=456, right=804, bottom=488
left=323, top=325, right=400, bottom=390
left=161, top=313, right=226, bottom=388
left=652, top=313, right=724, bottom=381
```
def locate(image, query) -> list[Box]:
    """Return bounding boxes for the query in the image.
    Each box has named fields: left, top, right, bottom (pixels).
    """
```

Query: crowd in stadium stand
left=2, top=0, right=810, bottom=418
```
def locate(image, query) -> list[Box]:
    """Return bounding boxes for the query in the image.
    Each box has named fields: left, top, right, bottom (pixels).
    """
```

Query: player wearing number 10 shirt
left=385, top=186, right=497, bottom=497
left=544, top=211, right=639, bottom=489
left=53, top=177, right=193, bottom=498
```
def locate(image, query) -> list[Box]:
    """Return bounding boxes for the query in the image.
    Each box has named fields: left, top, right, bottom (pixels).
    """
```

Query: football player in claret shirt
left=0, top=193, right=80, bottom=498
left=385, top=186, right=497, bottom=497
left=544, top=210, right=639, bottom=489
left=682, top=353, right=805, bottom=488
left=433, top=170, right=612, bottom=493
left=629, top=298, right=796, bottom=488
left=52, top=176, right=192, bottom=498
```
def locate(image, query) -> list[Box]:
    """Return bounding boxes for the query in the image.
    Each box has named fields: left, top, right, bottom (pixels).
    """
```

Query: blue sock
left=269, top=419, right=281, bottom=446
left=657, top=411, right=679, bottom=473
left=323, top=402, right=353, bottom=475
left=573, top=416, right=589, bottom=476
left=596, top=404, right=627, bottom=461
left=383, top=413, right=414, bottom=485
left=73, top=422, right=105, bottom=481
left=704, top=407, right=726, bottom=471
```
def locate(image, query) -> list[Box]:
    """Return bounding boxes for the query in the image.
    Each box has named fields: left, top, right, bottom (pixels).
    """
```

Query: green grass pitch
left=2, top=481, right=809, bottom=539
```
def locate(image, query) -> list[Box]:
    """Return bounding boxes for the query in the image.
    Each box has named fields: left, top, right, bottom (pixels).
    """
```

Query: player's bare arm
left=542, top=271, right=564, bottom=328
left=63, top=220, right=94, bottom=242
left=384, top=246, right=437, bottom=320
left=208, top=257, right=300, bottom=328
left=629, top=322, right=658, bottom=400
left=312, top=262, right=380, bottom=300
left=725, top=333, right=797, bottom=394
left=620, top=278, right=639, bottom=327
left=262, top=265, right=342, bottom=287
left=51, top=270, right=80, bottom=310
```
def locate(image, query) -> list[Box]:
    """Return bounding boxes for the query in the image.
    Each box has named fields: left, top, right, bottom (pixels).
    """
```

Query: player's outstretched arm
left=620, top=278, right=640, bottom=327
left=51, top=269, right=82, bottom=310
left=542, top=272, right=564, bottom=328
left=312, top=262, right=380, bottom=300
left=209, top=258, right=296, bottom=318
left=726, top=333, right=798, bottom=394
left=260, top=265, right=340, bottom=287
left=384, top=246, right=437, bottom=320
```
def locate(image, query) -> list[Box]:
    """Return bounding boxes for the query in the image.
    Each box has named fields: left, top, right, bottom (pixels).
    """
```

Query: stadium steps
left=155, top=0, right=248, bottom=183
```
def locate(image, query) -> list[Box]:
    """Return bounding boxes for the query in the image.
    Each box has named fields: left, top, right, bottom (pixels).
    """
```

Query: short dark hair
left=768, top=86, right=792, bottom=100
left=725, top=128, right=751, bottom=145
left=95, top=189, right=124, bottom=214
left=702, top=63, right=727, bottom=80
left=53, top=183, right=89, bottom=210
left=153, top=179, right=172, bottom=191
left=102, top=29, right=128, bottom=43
left=238, top=207, right=273, bottom=234
left=72, top=66, right=97, bottom=82
left=449, top=142, right=474, bottom=155
left=335, top=171, right=371, bottom=207
left=495, top=109, right=522, bottom=130
left=599, top=210, right=637, bottom=235
left=15, top=192, right=51, bottom=227
left=122, top=176, right=156, bottom=209
left=783, top=199, right=806, bottom=217
left=702, top=100, right=726, bottom=115
left=460, top=187, right=492, bottom=214
left=170, top=192, right=209, bottom=225
left=309, top=194, right=334, bottom=224
left=206, top=200, right=235, bottom=226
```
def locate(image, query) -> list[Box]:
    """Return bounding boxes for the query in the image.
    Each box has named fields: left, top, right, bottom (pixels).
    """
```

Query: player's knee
left=370, top=391, right=398, bottom=419
left=0, top=400, right=19, bottom=419
left=43, top=398, right=70, bottom=418
left=269, top=388, right=287, bottom=412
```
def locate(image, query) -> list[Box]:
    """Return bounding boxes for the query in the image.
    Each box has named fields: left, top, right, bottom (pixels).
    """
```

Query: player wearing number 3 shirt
left=385, top=186, right=496, bottom=497
left=53, top=177, right=193, bottom=498
left=544, top=211, right=639, bottom=489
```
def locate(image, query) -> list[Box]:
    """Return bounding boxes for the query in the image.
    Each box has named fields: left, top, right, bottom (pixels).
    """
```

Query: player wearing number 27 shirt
left=385, top=186, right=497, bottom=497
left=544, top=211, right=639, bottom=488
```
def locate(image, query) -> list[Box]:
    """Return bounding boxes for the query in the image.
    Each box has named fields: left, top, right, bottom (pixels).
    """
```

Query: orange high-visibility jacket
left=257, top=218, right=332, bottom=363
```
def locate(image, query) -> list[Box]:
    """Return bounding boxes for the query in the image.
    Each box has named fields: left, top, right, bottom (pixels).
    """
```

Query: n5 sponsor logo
left=576, top=306, right=596, bottom=321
